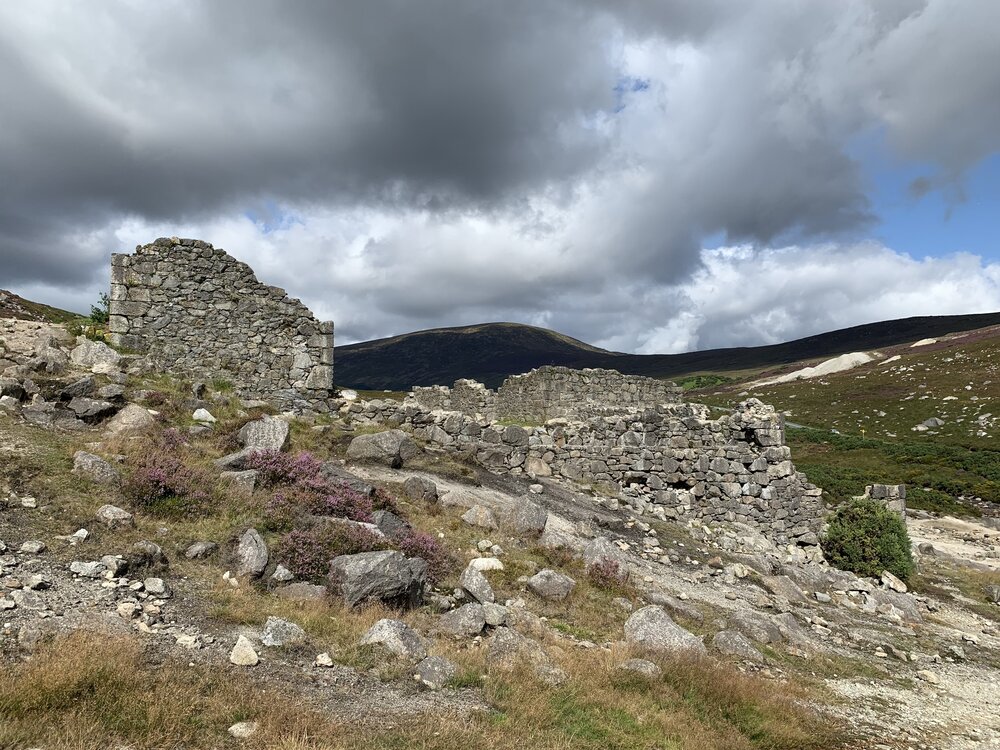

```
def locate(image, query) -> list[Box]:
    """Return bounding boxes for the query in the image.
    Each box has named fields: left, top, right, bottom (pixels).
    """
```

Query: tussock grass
left=0, top=631, right=847, bottom=750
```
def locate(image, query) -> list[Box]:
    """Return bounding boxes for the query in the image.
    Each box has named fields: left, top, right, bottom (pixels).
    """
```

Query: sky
left=1, top=0, right=999, bottom=354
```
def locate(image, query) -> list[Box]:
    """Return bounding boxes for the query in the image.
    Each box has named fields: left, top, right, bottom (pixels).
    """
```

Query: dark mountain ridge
left=335, top=312, right=1000, bottom=390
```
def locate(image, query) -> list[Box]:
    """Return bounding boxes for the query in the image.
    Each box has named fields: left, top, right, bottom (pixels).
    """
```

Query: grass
left=0, top=631, right=848, bottom=750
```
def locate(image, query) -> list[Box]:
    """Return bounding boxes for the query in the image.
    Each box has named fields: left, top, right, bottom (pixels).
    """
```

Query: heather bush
left=246, top=450, right=323, bottom=487
left=275, top=522, right=386, bottom=581
left=372, top=486, right=399, bottom=513
left=122, top=438, right=214, bottom=516
left=822, top=497, right=914, bottom=580
left=392, top=530, right=454, bottom=583
left=587, top=558, right=632, bottom=592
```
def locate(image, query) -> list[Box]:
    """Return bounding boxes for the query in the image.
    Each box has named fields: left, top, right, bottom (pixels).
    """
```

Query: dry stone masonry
left=412, top=366, right=681, bottom=422
left=109, top=238, right=334, bottom=407
left=346, top=393, right=825, bottom=544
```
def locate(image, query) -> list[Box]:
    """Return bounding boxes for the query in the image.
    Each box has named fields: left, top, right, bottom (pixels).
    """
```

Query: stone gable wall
left=344, top=396, right=825, bottom=544
left=411, top=366, right=682, bottom=422
left=109, top=237, right=334, bottom=406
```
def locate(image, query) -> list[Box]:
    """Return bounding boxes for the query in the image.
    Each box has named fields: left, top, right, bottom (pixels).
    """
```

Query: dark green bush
left=821, top=498, right=914, bottom=580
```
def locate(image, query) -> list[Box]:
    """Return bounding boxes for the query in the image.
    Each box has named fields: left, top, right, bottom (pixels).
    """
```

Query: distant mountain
left=334, top=312, right=1000, bottom=390
left=0, top=290, right=82, bottom=324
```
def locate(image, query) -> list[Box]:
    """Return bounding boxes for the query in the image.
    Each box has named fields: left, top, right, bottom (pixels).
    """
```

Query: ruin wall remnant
left=109, top=237, right=334, bottom=405
left=412, top=366, right=682, bottom=422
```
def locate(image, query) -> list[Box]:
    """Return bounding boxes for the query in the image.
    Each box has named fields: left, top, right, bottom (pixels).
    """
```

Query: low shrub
left=246, top=450, right=323, bottom=487
left=587, top=558, right=632, bottom=592
left=391, top=530, right=455, bottom=584
left=275, top=522, right=386, bottom=581
left=821, top=497, right=914, bottom=580
left=121, top=431, right=215, bottom=516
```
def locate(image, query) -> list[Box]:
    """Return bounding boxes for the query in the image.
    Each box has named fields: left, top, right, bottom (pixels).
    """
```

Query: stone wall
left=496, top=366, right=682, bottom=421
left=411, top=366, right=682, bottom=422
left=343, top=396, right=825, bottom=544
left=109, top=237, right=334, bottom=406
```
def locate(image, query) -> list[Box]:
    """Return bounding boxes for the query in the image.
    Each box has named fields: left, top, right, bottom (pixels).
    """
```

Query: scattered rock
left=527, top=569, right=576, bottom=601
left=185, top=540, right=218, bottom=559
left=712, top=630, right=764, bottom=662
left=67, top=397, right=118, bottom=422
left=72, top=451, right=121, bottom=485
left=69, top=560, right=106, bottom=578
left=414, top=655, right=458, bottom=690
left=261, top=616, right=307, bottom=647
left=624, top=605, right=706, bottom=653
left=437, top=603, right=486, bottom=637
left=20, top=540, right=46, bottom=554
left=95, top=504, right=134, bottom=529
left=220, top=470, right=257, bottom=495
left=618, top=658, right=662, bottom=678
left=461, top=505, right=498, bottom=530
left=483, top=602, right=509, bottom=627
left=460, top=563, right=495, bottom=604
left=103, top=403, right=156, bottom=435
left=360, top=618, right=428, bottom=661
left=229, top=635, right=260, bottom=666
left=227, top=721, right=258, bottom=739
left=881, top=570, right=908, bottom=593
left=192, top=407, right=216, bottom=423
left=314, top=652, right=334, bottom=667
left=271, top=565, right=294, bottom=582
left=373, top=509, right=408, bottom=537
left=345, top=429, right=419, bottom=468
left=238, top=415, right=290, bottom=451
left=403, top=476, right=438, bottom=503
left=131, top=540, right=169, bottom=571
left=234, top=529, right=269, bottom=578
left=144, top=577, right=171, bottom=598
left=329, top=549, right=426, bottom=608
left=915, top=669, right=939, bottom=685
left=503, top=498, right=548, bottom=535
left=70, top=337, right=122, bottom=372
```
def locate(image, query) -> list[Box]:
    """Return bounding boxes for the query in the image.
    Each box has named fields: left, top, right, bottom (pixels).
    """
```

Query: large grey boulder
left=72, top=451, right=121, bottom=485
left=261, top=616, right=306, bottom=647
left=712, top=630, right=764, bottom=662
left=345, top=429, right=419, bottom=468
left=104, top=404, right=155, bottom=436
left=359, top=618, right=428, bottom=662
left=728, top=611, right=784, bottom=644
left=503, top=498, right=548, bottom=536
left=234, top=529, right=269, bottom=578
left=436, top=603, right=486, bottom=638
left=527, top=569, right=576, bottom=601
left=70, top=337, right=121, bottom=372
left=624, top=605, right=706, bottom=653
left=415, top=655, right=458, bottom=690
left=461, top=505, right=498, bottom=530
left=238, top=415, right=290, bottom=452
left=459, top=563, right=495, bottom=604
left=328, top=550, right=426, bottom=608
left=582, top=537, right=628, bottom=570
left=403, top=476, right=438, bottom=503
left=538, top=514, right=584, bottom=552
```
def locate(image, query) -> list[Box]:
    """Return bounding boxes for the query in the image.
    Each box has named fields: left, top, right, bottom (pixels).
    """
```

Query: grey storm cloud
left=1, top=0, right=999, bottom=350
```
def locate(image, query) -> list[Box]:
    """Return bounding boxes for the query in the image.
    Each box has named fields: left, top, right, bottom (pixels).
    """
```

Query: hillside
left=335, top=312, right=1000, bottom=390
left=695, top=325, right=1000, bottom=515
left=0, top=289, right=82, bottom=324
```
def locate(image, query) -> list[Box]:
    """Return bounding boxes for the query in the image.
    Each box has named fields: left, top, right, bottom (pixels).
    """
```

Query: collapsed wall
left=109, top=237, right=334, bottom=406
left=344, top=395, right=825, bottom=544
left=412, top=366, right=682, bottom=422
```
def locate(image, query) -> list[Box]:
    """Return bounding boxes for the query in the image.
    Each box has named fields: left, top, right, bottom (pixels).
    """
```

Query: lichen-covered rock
left=503, top=498, right=548, bottom=536
left=403, top=476, right=438, bottom=503
left=95, top=504, right=134, bottom=529
left=234, top=528, right=269, bottom=578
left=328, top=550, right=426, bottom=608
left=624, top=605, right=706, bottom=653
left=70, top=337, right=121, bottom=372
left=359, top=618, right=427, bottom=662
left=460, top=563, right=495, bottom=604
left=527, top=569, right=575, bottom=601
left=103, top=403, right=155, bottom=436
left=238, top=415, right=290, bottom=451
left=72, top=451, right=121, bottom=485
left=712, top=630, right=764, bottom=662
left=414, top=655, right=458, bottom=690
left=229, top=635, right=259, bottom=666
left=345, top=429, right=419, bottom=468
left=461, top=504, right=498, bottom=531
left=436, top=603, right=486, bottom=638
left=260, top=616, right=306, bottom=647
